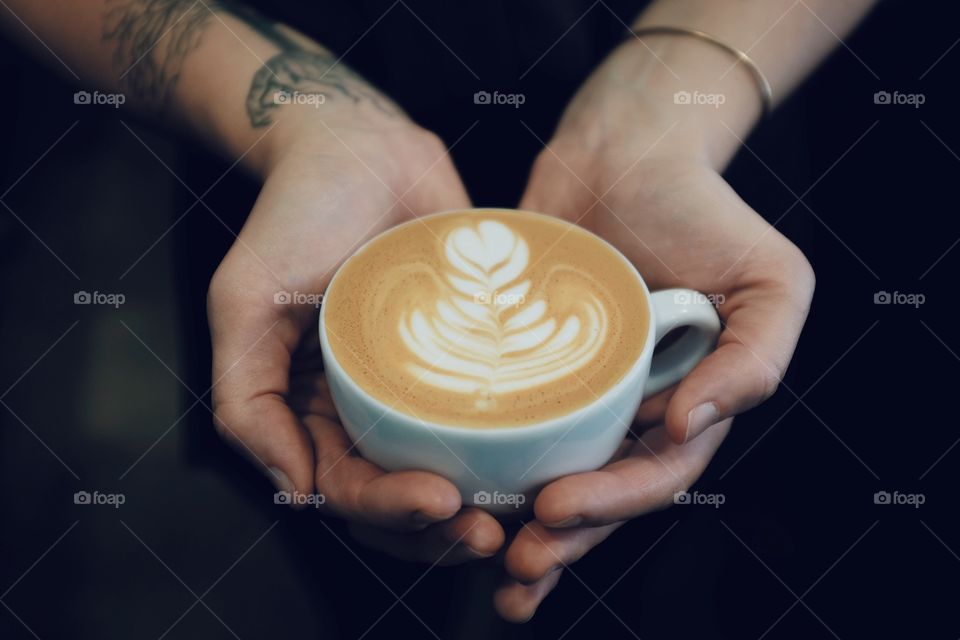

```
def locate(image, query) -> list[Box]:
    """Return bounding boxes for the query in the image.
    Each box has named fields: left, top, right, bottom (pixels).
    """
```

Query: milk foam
left=398, top=220, right=608, bottom=406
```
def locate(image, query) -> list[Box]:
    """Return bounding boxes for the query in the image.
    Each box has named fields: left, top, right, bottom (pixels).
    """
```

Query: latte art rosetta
left=399, top=220, right=608, bottom=406
left=323, top=209, right=649, bottom=428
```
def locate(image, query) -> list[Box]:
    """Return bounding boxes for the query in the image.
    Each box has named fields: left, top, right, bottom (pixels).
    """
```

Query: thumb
left=664, top=276, right=814, bottom=444
left=208, top=273, right=315, bottom=498
left=214, top=395, right=315, bottom=497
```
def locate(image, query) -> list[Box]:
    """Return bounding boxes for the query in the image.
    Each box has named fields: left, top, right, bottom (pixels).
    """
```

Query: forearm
left=555, top=0, right=877, bottom=170
left=1, top=1, right=401, bottom=177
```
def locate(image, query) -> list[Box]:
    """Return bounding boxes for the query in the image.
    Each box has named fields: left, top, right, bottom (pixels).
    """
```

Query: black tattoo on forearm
left=104, top=1, right=396, bottom=125
left=239, top=9, right=396, bottom=127
left=104, top=0, right=224, bottom=107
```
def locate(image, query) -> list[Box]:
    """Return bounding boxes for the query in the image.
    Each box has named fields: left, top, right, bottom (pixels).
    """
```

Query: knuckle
left=774, top=244, right=816, bottom=302
left=727, top=344, right=784, bottom=408
left=207, top=262, right=229, bottom=306
left=211, top=405, right=240, bottom=443
left=754, top=237, right=815, bottom=303
left=408, top=128, right=448, bottom=160
left=207, top=258, right=265, bottom=315
left=788, top=248, right=816, bottom=298
left=206, top=262, right=240, bottom=316
left=757, top=367, right=782, bottom=402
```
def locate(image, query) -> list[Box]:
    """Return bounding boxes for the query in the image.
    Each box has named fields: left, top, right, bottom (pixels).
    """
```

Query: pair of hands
left=207, top=43, right=814, bottom=622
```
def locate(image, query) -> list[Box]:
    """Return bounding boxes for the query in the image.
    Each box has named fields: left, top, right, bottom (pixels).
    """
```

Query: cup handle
left=644, top=289, right=722, bottom=399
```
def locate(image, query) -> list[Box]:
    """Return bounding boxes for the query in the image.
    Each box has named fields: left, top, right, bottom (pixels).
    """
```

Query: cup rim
left=318, top=208, right=656, bottom=439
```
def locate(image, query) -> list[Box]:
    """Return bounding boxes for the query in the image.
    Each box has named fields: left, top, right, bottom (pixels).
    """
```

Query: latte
left=323, top=209, right=649, bottom=428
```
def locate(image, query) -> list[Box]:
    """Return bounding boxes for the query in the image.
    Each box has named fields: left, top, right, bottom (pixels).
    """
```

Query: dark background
left=1, top=0, right=957, bottom=638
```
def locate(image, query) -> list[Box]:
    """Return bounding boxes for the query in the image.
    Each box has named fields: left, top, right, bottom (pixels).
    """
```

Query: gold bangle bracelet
left=627, top=25, right=774, bottom=117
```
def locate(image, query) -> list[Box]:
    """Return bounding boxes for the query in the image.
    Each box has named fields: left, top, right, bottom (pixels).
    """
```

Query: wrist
left=253, top=99, right=414, bottom=173
left=552, top=36, right=764, bottom=172
left=170, top=12, right=409, bottom=180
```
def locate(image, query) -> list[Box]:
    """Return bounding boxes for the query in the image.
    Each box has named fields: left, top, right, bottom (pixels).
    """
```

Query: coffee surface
left=324, top=210, right=649, bottom=428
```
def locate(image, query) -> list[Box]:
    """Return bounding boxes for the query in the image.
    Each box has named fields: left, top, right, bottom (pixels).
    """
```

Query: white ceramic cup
left=319, top=211, right=721, bottom=514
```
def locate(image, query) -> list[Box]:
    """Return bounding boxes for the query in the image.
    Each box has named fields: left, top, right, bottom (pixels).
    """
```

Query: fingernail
left=685, top=402, right=720, bottom=443
left=465, top=544, right=496, bottom=559
left=546, top=515, right=582, bottom=528
left=267, top=466, right=294, bottom=494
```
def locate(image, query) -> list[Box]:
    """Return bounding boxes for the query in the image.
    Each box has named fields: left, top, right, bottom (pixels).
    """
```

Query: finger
left=214, top=395, right=316, bottom=497
left=504, top=520, right=622, bottom=585
left=665, top=268, right=814, bottom=444
left=634, top=386, right=675, bottom=427
left=347, top=507, right=506, bottom=565
left=534, top=422, right=730, bottom=528
left=493, top=568, right=565, bottom=623
left=208, top=285, right=316, bottom=498
left=303, top=414, right=462, bottom=531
